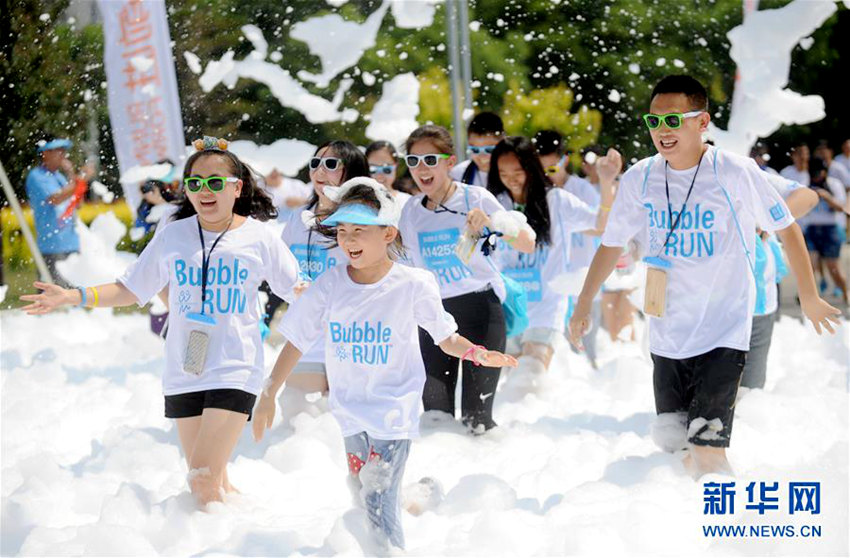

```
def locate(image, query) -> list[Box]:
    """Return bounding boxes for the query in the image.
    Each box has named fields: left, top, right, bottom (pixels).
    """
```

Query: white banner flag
left=99, top=0, right=185, bottom=215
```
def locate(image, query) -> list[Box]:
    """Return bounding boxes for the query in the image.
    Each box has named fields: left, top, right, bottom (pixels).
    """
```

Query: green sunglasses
left=183, top=176, right=239, bottom=193
left=643, top=110, right=704, bottom=130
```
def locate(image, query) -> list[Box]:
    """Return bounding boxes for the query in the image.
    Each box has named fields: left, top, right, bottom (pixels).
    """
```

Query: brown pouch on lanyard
left=644, top=267, right=668, bottom=318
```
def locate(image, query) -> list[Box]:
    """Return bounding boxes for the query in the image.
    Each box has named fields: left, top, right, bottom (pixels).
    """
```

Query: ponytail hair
left=173, top=147, right=277, bottom=222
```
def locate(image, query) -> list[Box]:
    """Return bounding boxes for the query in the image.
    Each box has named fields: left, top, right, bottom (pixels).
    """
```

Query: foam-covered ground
left=1, top=308, right=847, bottom=556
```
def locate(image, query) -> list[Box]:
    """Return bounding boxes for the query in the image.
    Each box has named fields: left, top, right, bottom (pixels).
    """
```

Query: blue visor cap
left=37, top=138, right=73, bottom=153
left=322, top=203, right=391, bottom=227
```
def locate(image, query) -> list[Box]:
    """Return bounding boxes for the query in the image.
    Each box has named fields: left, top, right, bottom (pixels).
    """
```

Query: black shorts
left=164, top=389, right=256, bottom=421
left=652, top=347, right=746, bottom=448
left=804, top=224, right=842, bottom=259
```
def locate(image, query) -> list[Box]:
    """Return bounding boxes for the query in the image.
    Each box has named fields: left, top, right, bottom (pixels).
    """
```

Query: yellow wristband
left=600, top=205, right=611, bottom=212
left=91, top=287, right=99, bottom=308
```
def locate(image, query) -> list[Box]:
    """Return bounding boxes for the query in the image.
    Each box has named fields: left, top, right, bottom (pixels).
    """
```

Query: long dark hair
left=314, top=183, right=406, bottom=261
left=306, top=140, right=370, bottom=210
left=487, top=136, right=552, bottom=245
left=173, top=149, right=276, bottom=222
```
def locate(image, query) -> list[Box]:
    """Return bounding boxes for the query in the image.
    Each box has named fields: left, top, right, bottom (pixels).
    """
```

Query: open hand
left=252, top=394, right=277, bottom=442
left=800, top=295, right=842, bottom=335
left=20, top=281, right=75, bottom=315
left=476, top=349, right=519, bottom=368
left=568, top=310, right=592, bottom=350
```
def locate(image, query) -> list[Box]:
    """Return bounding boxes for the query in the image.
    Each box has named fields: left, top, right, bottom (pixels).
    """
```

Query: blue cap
left=322, top=204, right=390, bottom=227
left=37, top=138, right=73, bottom=153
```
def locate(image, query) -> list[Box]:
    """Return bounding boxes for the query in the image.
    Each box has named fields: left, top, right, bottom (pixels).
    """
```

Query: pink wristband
left=462, top=345, right=486, bottom=366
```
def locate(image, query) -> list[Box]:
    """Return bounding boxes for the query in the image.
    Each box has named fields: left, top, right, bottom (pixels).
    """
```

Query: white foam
left=198, top=29, right=358, bottom=125
left=390, top=0, right=440, bottom=29
left=708, top=0, right=837, bottom=155
left=56, top=213, right=138, bottom=287
left=227, top=138, right=317, bottom=177
left=183, top=51, right=202, bottom=75
left=119, top=163, right=174, bottom=185
left=291, top=3, right=389, bottom=88
left=364, top=73, right=420, bottom=149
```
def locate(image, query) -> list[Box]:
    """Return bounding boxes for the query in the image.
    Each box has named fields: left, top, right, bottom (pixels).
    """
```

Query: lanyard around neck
left=658, top=155, right=703, bottom=256
left=197, top=216, right=233, bottom=314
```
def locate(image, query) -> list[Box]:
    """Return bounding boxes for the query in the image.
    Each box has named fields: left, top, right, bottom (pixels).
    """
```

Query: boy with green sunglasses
left=569, top=74, right=840, bottom=478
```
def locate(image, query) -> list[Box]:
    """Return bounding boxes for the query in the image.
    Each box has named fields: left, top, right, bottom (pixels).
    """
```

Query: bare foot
left=222, top=468, right=240, bottom=494
left=223, top=478, right=240, bottom=494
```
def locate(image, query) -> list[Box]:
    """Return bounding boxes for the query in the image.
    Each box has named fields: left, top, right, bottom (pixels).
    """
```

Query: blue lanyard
left=658, top=155, right=703, bottom=256
left=197, top=216, right=232, bottom=314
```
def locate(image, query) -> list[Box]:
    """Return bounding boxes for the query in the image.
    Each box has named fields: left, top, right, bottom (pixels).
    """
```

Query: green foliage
left=501, top=80, right=602, bottom=154
left=0, top=0, right=111, bottom=198
left=1, top=0, right=846, bottom=202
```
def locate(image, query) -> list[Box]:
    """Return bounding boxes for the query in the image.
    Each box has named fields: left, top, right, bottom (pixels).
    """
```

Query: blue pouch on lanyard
left=500, top=272, right=530, bottom=337
left=462, top=185, right=529, bottom=337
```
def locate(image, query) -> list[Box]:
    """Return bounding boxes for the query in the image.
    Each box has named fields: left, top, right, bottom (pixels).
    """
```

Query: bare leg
left=684, top=445, right=733, bottom=478
left=187, top=408, right=249, bottom=506
left=222, top=468, right=239, bottom=494
left=601, top=292, right=618, bottom=342
left=176, top=416, right=202, bottom=466
left=614, top=291, right=636, bottom=341
left=521, top=341, right=554, bottom=370
left=825, top=259, right=848, bottom=304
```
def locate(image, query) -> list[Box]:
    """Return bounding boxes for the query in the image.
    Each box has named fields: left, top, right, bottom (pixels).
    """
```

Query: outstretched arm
left=20, top=281, right=139, bottom=314
left=438, top=333, right=518, bottom=368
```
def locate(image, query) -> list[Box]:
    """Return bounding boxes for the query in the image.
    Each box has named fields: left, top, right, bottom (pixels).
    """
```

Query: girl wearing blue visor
left=254, top=177, right=517, bottom=551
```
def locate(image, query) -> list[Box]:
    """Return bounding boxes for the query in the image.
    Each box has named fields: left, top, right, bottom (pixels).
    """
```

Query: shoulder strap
left=462, top=162, right=477, bottom=186
left=640, top=155, right=657, bottom=198
left=463, top=183, right=471, bottom=212
left=712, top=148, right=756, bottom=279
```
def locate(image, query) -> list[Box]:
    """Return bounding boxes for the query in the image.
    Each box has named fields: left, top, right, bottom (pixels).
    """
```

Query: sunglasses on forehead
left=467, top=145, right=496, bottom=155
left=309, top=157, right=343, bottom=172
left=642, top=111, right=704, bottom=130
left=183, top=176, right=239, bottom=193
left=369, top=164, right=395, bottom=175
left=405, top=153, right=450, bottom=168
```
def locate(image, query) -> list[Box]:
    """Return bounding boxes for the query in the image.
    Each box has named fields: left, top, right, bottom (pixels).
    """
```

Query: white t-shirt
left=449, top=160, right=487, bottom=187
left=399, top=183, right=507, bottom=301
left=278, top=264, right=458, bottom=440
left=780, top=166, right=810, bottom=187
left=755, top=171, right=799, bottom=317
left=281, top=206, right=346, bottom=363
left=262, top=177, right=311, bottom=212
left=563, top=175, right=602, bottom=271
left=496, top=189, right=597, bottom=330
left=119, top=216, right=300, bottom=396
left=834, top=154, right=850, bottom=179
left=754, top=234, right=783, bottom=317
left=601, top=146, right=794, bottom=359
left=393, top=190, right=413, bottom=208
left=828, top=161, right=850, bottom=190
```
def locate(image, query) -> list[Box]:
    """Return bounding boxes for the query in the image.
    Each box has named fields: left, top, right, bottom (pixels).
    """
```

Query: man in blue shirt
left=25, top=138, right=82, bottom=286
